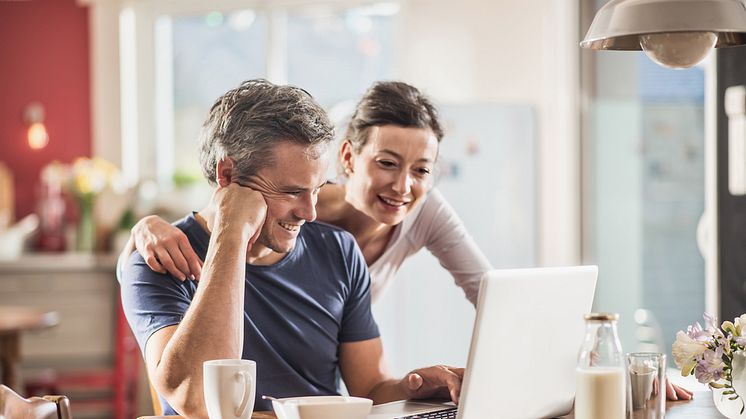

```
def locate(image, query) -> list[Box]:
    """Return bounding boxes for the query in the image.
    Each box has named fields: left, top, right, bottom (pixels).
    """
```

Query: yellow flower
left=67, top=157, right=121, bottom=196
left=75, top=174, right=92, bottom=195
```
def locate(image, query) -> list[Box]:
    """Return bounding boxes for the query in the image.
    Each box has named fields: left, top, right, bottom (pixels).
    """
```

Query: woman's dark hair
left=344, top=81, right=444, bottom=153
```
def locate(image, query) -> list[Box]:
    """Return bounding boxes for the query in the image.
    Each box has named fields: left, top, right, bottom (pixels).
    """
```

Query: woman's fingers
left=674, top=384, right=693, bottom=400
left=178, top=235, right=203, bottom=280
left=143, top=252, right=165, bottom=274
left=405, top=366, right=463, bottom=404
left=664, top=378, right=677, bottom=400
left=664, top=378, right=693, bottom=401
left=154, top=246, right=186, bottom=281
left=163, top=237, right=191, bottom=280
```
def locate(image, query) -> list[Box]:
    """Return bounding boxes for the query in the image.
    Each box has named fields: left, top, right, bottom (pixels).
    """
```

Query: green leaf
left=711, top=382, right=726, bottom=389
left=729, top=396, right=739, bottom=400
left=724, top=390, right=736, bottom=395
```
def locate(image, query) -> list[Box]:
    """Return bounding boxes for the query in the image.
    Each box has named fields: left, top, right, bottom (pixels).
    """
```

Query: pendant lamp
left=580, top=0, right=746, bottom=69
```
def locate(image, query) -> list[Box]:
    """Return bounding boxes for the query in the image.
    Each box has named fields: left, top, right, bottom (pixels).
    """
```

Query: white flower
left=672, top=330, right=708, bottom=375
left=736, top=314, right=746, bottom=336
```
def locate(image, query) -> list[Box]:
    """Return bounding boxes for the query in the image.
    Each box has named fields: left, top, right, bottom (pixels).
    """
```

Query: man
left=120, top=80, right=463, bottom=418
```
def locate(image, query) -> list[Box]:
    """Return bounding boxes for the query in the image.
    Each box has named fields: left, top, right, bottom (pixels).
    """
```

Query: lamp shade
left=581, top=0, right=746, bottom=51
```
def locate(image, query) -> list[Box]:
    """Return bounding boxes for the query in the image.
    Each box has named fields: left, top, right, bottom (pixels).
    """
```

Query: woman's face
left=342, top=124, right=439, bottom=226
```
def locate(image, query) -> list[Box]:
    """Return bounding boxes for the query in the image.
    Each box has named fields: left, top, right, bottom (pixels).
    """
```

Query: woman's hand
left=665, top=378, right=694, bottom=401
left=132, top=215, right=203, bottom=281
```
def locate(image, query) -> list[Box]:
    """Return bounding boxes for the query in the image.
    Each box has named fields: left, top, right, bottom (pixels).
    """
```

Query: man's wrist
left=212, top=222, right=253, bottom=245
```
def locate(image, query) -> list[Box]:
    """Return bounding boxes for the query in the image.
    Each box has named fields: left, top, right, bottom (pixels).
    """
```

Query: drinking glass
left=626, top=352, right=666, bottom=419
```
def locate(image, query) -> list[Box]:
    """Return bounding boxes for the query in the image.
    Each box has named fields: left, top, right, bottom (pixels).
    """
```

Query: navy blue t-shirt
left=120, top=214, right=380, bottom=414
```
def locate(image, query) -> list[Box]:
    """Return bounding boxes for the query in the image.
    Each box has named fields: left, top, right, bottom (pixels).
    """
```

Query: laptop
left=367, top=265, right=598, bottom=419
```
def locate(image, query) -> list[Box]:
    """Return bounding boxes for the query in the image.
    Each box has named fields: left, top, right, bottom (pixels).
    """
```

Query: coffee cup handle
left=235, top=371, right=253, bottom=417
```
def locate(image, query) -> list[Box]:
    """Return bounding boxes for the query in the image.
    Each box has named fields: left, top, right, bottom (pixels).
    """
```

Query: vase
left=76, top=195, right=95, bottom=252
left=714, top=351, right=746, bottom=418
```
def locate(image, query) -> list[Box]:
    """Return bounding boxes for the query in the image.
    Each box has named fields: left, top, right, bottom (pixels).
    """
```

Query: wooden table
left=555, top=391, right=717, bottom=418
left=138, top=414, right=276, bottom=419
left=264, top=392, right=718, bottom=418
left=0, top=306, right=59, bottom=391
left=141, top=392, right=721, bottom=418
left=663, top=392, right=724, bottom=419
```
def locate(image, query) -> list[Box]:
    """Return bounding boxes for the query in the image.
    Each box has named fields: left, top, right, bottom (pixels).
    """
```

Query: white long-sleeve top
left=368, top=188, right=492, bottom=306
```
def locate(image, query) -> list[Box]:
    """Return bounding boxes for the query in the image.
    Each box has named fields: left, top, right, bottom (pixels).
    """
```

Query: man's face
left=245, top=141, right=329, bottom=260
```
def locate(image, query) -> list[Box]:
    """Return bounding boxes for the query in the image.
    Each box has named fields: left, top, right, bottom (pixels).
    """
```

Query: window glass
left=286, top=6, right=397, bottom=108
left=583, top=3, right=706, bottom=358
left=169, top=11, right=268, bottom=183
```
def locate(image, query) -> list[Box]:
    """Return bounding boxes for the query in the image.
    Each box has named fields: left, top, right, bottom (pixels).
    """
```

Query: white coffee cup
left=203, top=359, right=256, bottom=419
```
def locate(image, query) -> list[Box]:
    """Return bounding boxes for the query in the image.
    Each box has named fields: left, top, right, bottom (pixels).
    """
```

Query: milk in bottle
left=575, top=313, right=626, bottom=419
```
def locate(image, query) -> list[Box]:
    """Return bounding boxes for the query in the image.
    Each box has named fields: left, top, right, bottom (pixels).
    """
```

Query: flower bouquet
left=673, top=313, right=746, bottom=418
left=41, top=157, right=121, bottom=251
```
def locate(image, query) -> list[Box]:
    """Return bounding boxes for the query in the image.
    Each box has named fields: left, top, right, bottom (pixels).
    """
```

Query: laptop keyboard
left=395, top=407, right=458, bottom=418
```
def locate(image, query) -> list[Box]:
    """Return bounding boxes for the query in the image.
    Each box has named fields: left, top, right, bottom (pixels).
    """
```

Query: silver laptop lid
left=457, top=266, right=598, bottom=419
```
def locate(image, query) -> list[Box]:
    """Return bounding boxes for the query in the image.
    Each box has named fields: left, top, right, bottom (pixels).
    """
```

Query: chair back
left=148, top=381, right=163, bottom=416
left=0, top=384, right=71, bottom=419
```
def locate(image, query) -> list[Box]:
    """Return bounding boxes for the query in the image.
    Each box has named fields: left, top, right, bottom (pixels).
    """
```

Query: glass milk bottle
left=575, top=313, right=626, bottom=419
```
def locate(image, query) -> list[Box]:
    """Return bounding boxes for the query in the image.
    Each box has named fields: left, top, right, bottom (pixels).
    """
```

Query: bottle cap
left=583, top=313, right=619, bottom=321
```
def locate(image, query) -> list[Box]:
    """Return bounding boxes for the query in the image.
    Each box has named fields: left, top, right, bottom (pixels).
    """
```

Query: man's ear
left=339, top=141, right=354, bottom=176
left=215, top=158, right=235, bottom=187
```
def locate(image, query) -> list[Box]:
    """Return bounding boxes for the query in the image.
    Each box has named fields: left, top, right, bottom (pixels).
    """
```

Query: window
left=122, top=1, right=398, bottom=208
left=286, top=5, right=397, bottom=108
left=164, top=11, right=269, bottom=187
left=581, top=0, right=707, bottom=358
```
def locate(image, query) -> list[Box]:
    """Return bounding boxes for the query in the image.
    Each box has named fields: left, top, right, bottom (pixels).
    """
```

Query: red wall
left=0, top=0, right=91, bottom=219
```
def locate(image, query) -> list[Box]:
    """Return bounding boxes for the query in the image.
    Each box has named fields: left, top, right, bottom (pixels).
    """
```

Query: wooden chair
left=24, top=301, right=140, bottom=419
left=0, top=384, right=71, bottom=419
left=148, top=380, right=163, bottom=416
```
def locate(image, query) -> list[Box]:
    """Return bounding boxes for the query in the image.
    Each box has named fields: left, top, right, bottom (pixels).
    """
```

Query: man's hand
left=400, top=366, right=464, bottom=404
left=144, top=182, right=266, bottom=419
left=212, top=183, right=267, bottom=246
left=132, top=215, right=203, bottom=281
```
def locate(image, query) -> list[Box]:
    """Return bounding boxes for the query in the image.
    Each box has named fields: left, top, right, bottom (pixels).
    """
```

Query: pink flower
left=686, top=321, right=711, bottom=342
left=695, top=347, right=725, bottom=384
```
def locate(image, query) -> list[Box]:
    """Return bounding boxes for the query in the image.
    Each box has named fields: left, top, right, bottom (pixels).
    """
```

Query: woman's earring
left=344, top=167, right=352, bottom=175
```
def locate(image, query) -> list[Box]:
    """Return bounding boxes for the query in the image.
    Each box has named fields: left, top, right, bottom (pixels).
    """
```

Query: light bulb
left=28, top=122, right=49, bottom=150
left=640, top=31, right=717, bottom=69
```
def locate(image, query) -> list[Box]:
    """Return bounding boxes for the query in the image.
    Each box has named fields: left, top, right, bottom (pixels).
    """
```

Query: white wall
left=371, top=0, right=581, bottom=375
left=396, top=0, right=581, bottom=267
left=395, top=0, right=546, bottom=103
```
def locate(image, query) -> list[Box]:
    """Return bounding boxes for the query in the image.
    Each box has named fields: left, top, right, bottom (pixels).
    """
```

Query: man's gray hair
left=198, top=79, right=335, bottom=186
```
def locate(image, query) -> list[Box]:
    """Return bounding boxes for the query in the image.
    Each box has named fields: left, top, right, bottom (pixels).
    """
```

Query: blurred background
left=0, top=0, right=728, bottom=417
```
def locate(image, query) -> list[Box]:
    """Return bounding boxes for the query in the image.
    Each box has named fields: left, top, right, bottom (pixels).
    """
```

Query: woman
left=120, top=81, right=490, bottom=305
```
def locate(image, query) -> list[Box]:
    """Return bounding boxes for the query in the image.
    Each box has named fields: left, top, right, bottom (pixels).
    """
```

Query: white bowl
left=271, top=395, right=373, bottom=419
